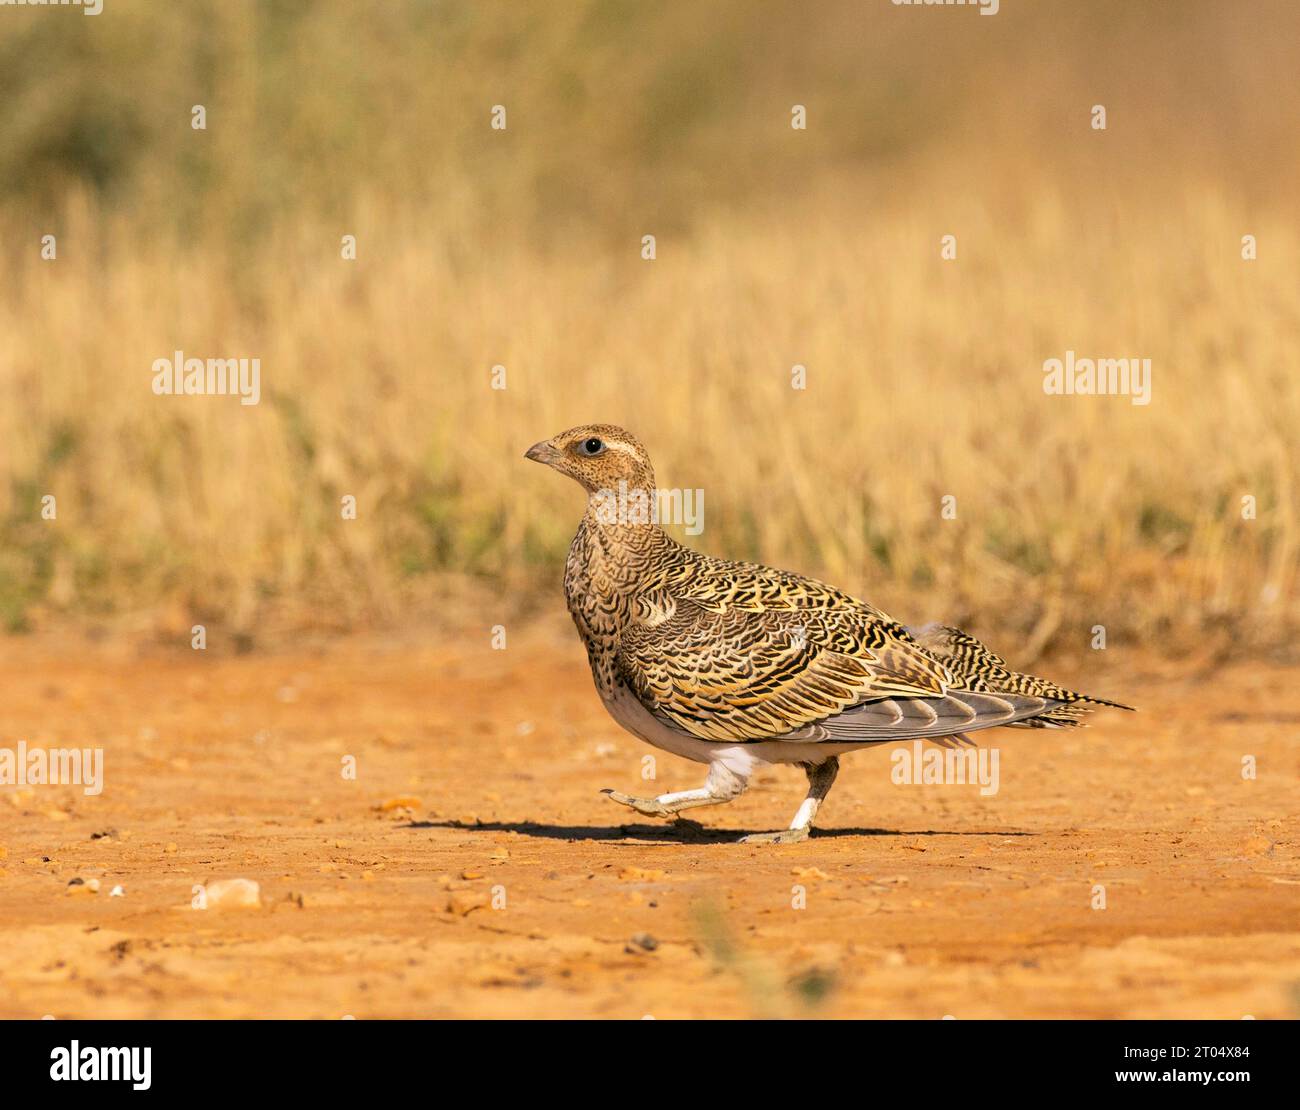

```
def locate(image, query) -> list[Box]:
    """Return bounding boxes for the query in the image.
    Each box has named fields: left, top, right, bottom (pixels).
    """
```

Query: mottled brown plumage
left=526, top=423, right=1132, bottom=843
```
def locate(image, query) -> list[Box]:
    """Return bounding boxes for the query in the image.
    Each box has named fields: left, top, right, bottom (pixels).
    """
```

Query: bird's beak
left=524, top=440, right=561, bottom=466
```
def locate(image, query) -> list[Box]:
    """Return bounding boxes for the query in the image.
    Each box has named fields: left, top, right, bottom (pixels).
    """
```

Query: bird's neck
left=568, top=494, right=676, bottom=604
left=579, top=501, right=670, bottom=565
left=581, top=479, right=663, bottom=546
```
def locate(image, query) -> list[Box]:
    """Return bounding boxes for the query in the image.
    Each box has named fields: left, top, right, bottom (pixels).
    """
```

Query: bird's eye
left=577, top=437, right=606, bottom=456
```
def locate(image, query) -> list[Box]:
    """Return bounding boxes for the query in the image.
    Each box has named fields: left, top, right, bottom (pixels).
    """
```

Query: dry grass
left=2, top=180, right=1295, bottom=652
left=0, top=0, right=1296, bottom=653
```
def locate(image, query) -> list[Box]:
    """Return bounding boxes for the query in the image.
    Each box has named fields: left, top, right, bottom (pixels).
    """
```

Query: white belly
left=600, top=683, right=884, bottom=778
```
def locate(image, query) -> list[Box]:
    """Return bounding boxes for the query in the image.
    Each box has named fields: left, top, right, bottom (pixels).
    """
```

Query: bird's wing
left=905, top=622, right=1135, bottom=726
left=616, top=560, right=977, bottom=742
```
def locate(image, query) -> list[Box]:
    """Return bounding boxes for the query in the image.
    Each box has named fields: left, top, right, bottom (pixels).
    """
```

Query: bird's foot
left=601, top=788, right=673, bottom=819
left=738, top=827, right=810, bottom=845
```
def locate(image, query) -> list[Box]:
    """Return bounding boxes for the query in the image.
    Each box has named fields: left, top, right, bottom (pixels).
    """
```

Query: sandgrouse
left=526, top=423, right=1131, bottom=844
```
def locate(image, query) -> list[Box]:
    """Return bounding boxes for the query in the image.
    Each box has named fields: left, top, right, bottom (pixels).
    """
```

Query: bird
left=525, top=423, right=1133, bottom=844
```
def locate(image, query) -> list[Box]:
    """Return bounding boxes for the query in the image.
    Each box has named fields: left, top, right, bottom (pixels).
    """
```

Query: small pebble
left=446, top=891, right=488, bottom=916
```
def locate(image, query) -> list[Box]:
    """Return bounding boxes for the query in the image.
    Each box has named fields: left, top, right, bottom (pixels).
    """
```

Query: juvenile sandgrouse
left=526, top=423, right=1132, bottom=843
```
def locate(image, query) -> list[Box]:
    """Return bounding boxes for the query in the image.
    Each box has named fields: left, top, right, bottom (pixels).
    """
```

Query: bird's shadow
left=405, top=818, right=1034, bottom=844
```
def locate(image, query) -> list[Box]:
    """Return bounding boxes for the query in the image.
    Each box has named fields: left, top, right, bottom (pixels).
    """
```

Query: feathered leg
left=602, top=760, right=748, bottom=819
left=740, top=757, right=839, bottom=844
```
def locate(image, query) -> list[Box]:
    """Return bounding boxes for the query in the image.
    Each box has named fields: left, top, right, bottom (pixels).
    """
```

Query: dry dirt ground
left=0, top=623, right=1297, bottom=1019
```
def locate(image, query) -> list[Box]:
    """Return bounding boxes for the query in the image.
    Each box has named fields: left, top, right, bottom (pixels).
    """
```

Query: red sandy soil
left=0, top=622, right=1296, bottom=1019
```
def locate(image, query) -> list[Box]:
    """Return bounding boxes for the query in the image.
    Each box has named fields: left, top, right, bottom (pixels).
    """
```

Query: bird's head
left=524, top=423, right=656, bottom=496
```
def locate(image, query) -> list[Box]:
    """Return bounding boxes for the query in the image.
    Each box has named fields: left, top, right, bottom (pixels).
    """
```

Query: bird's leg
left=603, top=760, right=748, bottom=820
left=739, top=757, right=839, bottom=845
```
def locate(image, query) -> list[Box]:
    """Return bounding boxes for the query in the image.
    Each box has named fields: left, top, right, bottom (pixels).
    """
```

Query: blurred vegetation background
left=0, top=0, right=1296, bottom=655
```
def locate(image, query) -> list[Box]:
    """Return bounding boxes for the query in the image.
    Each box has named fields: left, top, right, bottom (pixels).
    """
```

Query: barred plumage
left=526, top=423, right=1133, bottom=843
